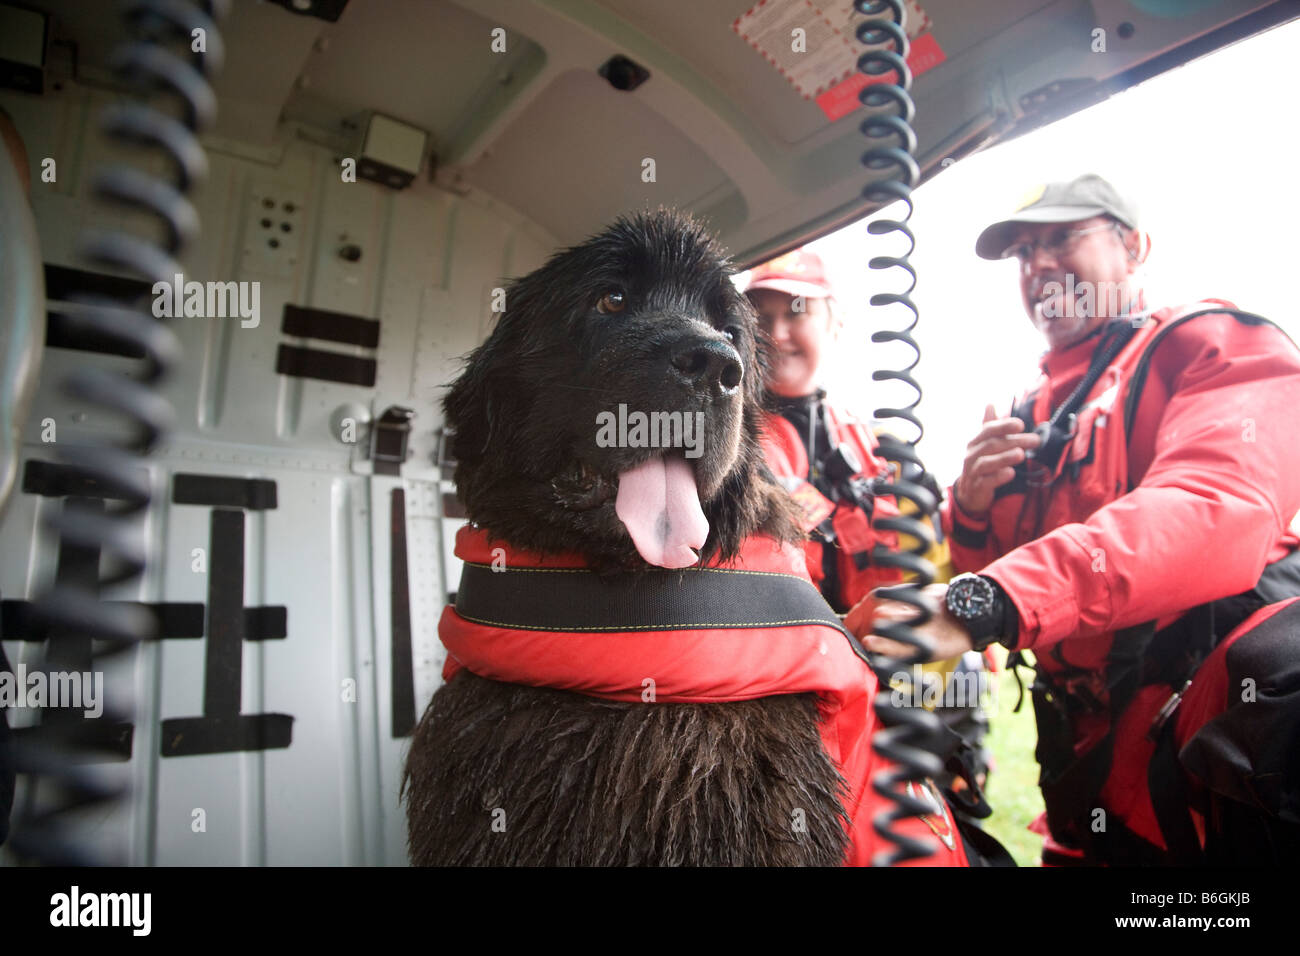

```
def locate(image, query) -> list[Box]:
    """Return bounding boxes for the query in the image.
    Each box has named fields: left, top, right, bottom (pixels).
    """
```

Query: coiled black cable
left=8, top=0, right=226, bottom=865
left=854, top=0, right=951, bottom=866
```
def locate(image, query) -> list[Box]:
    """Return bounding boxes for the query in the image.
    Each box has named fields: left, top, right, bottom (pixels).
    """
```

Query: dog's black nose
left=670, top=339, right=743, bottom=394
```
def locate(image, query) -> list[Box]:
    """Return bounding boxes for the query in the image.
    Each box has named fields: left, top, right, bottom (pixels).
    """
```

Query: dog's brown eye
left=723, top=325, right=741, bottom=343
left=597, top=291, right=625, bottom=314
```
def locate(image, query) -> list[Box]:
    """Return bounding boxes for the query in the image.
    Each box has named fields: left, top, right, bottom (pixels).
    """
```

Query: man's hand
left=953, top=403, right=1041, bottom=516
left=845, top=583, right=975, bottom=662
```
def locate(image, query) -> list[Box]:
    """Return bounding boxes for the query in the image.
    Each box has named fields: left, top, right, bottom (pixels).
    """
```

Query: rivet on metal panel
left=329, top=402, right=371, bottom=445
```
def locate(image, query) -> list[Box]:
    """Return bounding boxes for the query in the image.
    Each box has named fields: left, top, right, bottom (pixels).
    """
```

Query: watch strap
left=976, top=575, right=1019, bottom=650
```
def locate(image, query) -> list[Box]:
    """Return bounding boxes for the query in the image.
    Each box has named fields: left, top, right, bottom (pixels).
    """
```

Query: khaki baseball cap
left=975, top=173, right=1139, bottom=260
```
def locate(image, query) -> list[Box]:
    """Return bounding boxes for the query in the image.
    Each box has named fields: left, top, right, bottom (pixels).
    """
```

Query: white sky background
left=773, top=18, right=1300, bottom=491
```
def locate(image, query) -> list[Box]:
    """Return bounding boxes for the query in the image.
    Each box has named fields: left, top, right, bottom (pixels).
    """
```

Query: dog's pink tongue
left=615, top=455, right=709, bottom=568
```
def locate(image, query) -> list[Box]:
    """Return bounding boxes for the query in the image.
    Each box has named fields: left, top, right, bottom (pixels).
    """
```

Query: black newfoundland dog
left=402, top=208, right=852, bottom=865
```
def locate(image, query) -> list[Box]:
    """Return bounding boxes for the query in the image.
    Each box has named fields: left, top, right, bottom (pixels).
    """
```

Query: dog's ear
left=444, top=330, right=518, bottom=486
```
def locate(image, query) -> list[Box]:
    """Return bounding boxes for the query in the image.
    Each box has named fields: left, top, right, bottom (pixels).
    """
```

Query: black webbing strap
left=1148, top=716, right=1204, bottom=863
left=1122, top=307, right=1286, bottom=440
left=282, top=303, right=380, bottom=348
left=1048, top=319, right=1138, bottom=431
left=954, top=814, right=1017, bottom=867
left=1030, top=621, right=1156, bottom=859
left=390, top=488, right=416, bottom=738
left=454, top=561, right=871, bottom=663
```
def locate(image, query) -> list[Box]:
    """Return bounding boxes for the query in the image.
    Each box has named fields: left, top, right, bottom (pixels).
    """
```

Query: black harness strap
left=454, top=560, right=871, bottom=663
left=954, top=813, right=1018, bottom=867
left=1031, top=620, right=1156, bottom=854
left=1042, top=320, right=1138, bottom=447
left=390, top=488, right=416, bottom=738
left=1148, top=715, right=1205, bottom=863
left=1121, top=307, right=1287, bottom=442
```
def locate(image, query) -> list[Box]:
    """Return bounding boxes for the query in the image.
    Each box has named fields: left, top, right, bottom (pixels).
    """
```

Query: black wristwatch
left=945, top=573, right=1018, bottom=650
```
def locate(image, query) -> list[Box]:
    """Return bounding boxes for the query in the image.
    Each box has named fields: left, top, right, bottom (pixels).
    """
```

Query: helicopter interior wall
left=0, top=79, right=556, bottom=865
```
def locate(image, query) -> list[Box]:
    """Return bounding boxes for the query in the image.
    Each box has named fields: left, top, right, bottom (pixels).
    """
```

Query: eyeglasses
left=998, top=221, right=1119, bottom=264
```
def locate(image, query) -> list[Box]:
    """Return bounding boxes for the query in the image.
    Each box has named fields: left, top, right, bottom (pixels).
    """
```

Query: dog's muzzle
left=669, top=336, right=743, bottom=397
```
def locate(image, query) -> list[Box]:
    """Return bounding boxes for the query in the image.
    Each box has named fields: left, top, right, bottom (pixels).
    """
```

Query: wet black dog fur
left=402, top=208, right=850, bottom=865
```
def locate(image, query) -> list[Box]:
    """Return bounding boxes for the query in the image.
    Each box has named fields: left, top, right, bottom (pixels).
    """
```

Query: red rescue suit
left=761, top=403, right=903, bottom=611
left=943, top=300, right=1300, bottom=859
left=440, top=525, right=968, bottom=867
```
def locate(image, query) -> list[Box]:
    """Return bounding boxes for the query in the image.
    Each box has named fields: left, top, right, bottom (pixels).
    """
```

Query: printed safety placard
left=733, top=0, right=946, bottom=122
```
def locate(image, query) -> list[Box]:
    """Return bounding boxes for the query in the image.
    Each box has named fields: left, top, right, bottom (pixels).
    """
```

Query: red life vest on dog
left=761, top=404, right=903, bottom=610
left=439, top=525, right=968, bottom=867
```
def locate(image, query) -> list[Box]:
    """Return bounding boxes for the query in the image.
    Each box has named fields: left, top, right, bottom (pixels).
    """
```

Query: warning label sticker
left=733, top=0, right=946, bottom=122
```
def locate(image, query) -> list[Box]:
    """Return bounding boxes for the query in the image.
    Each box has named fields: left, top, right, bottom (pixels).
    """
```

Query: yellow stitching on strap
left=454, top=613, right=848, bottom=632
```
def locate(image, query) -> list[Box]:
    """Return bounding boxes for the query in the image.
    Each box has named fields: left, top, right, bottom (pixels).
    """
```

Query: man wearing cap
left=859, top=173, right=1300, bottom=864
left=746, top=249, right=994, bottom=809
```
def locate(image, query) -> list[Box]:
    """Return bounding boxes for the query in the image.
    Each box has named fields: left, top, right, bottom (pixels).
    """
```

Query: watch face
left=947, top=576, right=995, bottom=620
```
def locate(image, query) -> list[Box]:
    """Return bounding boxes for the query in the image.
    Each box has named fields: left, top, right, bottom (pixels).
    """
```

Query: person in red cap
left=746, top=248, right=913, bottom=609
left=746, top=248, right=995, bottom=813
left=860, top=173, right=1300, bottom=865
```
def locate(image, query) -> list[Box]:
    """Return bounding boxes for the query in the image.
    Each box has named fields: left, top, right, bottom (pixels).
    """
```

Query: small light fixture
left=598, top=54, right=650, bottom=92
left=356, top=112, right=429, bottom=191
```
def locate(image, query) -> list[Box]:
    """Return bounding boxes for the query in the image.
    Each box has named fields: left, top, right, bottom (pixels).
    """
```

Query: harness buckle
left=1026, top=413, right=1078, bottom=481
left=1146, top=679, right=1193, bottom=742
left=1057, top=670, right=1108, bottom=714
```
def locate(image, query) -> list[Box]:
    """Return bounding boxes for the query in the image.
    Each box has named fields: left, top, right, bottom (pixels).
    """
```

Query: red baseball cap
left=744, top=249, right=834, bottom=300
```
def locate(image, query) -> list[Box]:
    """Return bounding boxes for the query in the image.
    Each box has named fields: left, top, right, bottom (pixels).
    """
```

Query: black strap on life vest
left=1121, top=307, right=1290, bottom=445
left=454, top=557, right=873, bottom=664
left=1036, top=320, right=1138, bottom=472
left=954, top=812, right=1018, bottom=867
left=1147, top=714, right=1204, bottom=863
left=1029, top=618, right=1159, bottom=862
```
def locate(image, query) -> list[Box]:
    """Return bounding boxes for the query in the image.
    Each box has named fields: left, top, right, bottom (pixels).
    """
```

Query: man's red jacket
left=945, top=303, right=1300, bottom=659
left=441, top=525, right=968, bottom=866
left=942, top=301, right=1300, bottom=847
